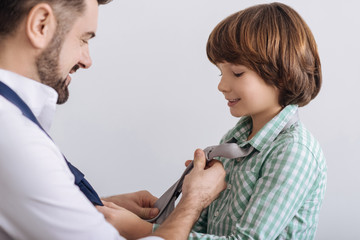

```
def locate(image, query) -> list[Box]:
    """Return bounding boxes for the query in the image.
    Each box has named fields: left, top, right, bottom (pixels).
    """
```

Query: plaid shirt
left=189, top=105, right=327, bottom=239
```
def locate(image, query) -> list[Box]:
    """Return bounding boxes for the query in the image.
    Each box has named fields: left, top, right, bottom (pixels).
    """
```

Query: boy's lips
left=227, top=98, right=241, bottom=107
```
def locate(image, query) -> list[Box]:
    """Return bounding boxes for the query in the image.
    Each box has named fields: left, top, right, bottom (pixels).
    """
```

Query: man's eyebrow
left=82, top=32, right=96, bottom=39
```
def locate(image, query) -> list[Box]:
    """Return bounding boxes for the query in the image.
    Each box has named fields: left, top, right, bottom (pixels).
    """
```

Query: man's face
left=36, top=0, right=99, bottom=104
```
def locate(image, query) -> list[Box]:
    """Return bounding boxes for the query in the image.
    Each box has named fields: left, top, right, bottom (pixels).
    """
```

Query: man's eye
left=233, top=72, right=244, bottom=77
left=218, top=73, right=223, bottom=77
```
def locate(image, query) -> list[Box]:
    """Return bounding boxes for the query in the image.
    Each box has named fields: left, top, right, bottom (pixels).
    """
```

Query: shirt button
left=227, top=184, right=232, bottom=190
left=214, top=211, right=219, bottom=217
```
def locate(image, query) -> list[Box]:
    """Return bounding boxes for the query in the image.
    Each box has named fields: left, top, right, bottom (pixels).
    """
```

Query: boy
left=189, top=2, right=327, bottom=239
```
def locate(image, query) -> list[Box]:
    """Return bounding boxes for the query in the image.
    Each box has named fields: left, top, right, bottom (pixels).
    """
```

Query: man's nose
left=78, top=46, right=92, bottom=69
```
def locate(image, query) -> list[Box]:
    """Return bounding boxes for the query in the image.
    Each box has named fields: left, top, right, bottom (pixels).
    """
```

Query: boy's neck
left=247, top=106, right=282, bottom=140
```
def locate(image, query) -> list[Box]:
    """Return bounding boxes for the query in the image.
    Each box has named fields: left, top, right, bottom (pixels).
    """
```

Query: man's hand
left=102, top=190, right=159, bottom=220
left=96, top=200, right=152, bottom=240
left=182, top=149, right=227, bottom=210
left=152, top=149, right=226, bottom=239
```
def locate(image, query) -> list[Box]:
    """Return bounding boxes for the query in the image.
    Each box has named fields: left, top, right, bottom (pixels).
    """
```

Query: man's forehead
left=71, top=0, right=99, bottom=37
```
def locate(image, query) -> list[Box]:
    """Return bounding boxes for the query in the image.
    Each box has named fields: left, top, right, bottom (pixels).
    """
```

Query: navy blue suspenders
left=0, top=81, right=103, bottom=206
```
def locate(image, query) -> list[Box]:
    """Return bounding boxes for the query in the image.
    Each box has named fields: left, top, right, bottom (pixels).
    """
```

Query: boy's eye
left=219, top=73, right=223, bottom=77
left=233, top=72, right=244, bottom=77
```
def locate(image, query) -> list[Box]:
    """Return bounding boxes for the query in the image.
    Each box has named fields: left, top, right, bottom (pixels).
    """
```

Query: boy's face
left=217, top=62, right=281, bottom=119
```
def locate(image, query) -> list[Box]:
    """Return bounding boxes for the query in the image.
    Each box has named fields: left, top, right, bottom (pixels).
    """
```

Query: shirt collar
left=0, top=69, right=58, bottom=132
left=225, top=105, right=299, bottom=152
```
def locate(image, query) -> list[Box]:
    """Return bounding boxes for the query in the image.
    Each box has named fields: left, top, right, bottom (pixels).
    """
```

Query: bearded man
left=0, top=0, right=226, bottom=239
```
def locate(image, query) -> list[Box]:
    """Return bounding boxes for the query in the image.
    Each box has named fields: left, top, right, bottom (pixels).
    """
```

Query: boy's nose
left=218, top=77, right=231, bottom=93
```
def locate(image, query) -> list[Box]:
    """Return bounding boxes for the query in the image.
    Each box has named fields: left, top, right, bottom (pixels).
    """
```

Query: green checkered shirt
left=189, top=105, right=327, bottom=239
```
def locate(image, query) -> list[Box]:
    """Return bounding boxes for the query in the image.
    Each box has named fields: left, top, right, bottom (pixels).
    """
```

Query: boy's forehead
left=217, top=62, right=245, bottom=68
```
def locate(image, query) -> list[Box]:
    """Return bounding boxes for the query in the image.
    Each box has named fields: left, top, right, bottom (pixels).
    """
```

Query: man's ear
left=26, top=3, right=57, bottom=49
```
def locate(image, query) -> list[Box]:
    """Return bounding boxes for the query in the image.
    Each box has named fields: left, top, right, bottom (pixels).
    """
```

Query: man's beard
left=36, top=31, right=69, bottom=104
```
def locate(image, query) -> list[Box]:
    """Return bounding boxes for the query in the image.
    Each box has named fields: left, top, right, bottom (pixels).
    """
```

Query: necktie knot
left=204, top=142, right=254, bottom=161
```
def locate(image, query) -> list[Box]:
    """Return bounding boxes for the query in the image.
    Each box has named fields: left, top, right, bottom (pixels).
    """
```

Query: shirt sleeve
left=187, top=141, right=322, bottom=239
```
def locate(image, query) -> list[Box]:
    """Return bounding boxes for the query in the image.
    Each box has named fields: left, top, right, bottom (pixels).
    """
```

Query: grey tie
left=147, top=111, right=299, bottom=224
left=146, top=140, right=253, bottom=224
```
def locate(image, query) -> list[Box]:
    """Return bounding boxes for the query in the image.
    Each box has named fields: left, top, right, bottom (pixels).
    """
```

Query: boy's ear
left=26, top=3, right=57, bottom=49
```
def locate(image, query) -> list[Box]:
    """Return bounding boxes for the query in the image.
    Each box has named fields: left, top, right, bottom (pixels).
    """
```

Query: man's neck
left=0, top=37, right=40, bottom=82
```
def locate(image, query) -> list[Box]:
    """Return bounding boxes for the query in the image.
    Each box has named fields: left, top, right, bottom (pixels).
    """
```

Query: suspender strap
left=0, top=81, right=103, bottom=206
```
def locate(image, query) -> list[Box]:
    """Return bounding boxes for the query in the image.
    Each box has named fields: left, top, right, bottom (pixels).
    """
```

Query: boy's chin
left=230, top=111, right=245, bottom=118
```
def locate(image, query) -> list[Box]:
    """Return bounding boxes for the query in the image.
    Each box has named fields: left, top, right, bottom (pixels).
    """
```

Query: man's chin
left=56, top=88, right=69, bottom=104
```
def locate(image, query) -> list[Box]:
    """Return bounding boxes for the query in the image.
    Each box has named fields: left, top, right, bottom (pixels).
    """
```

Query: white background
left=51, top=0, right=360, bottom=239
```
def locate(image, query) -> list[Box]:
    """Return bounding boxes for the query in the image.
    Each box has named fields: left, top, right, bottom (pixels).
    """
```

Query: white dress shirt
left=0, top=69, right=161, bottom=240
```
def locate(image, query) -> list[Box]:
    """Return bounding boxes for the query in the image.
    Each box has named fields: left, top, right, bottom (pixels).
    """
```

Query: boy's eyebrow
left=82, top=31, right=96, bottom=39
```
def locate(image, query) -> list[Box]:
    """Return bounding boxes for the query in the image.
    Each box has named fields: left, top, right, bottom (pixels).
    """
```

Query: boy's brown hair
left=206, top=2, right=321, bottom=107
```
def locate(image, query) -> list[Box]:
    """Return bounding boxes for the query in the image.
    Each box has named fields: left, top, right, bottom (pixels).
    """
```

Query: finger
left=206, top=162, right=227, bottom=189
left=96, top=205, right=108, bottom=215
left=192, top=149, right=206, bottom=170
left=206, top=159, right=221, bottom=168
left=139, top=190, right=158, bottom=207
left=103, top=201, right=121, bottom=209
left=139, top=207, right=160, bottom=220
left=207, top=160, right=224, bottom=173
left=147, top=192, right=159, bottom=206
left=185, top=160, right=192, bottom=167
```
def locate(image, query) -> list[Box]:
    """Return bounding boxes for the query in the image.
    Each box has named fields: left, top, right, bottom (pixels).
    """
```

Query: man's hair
left=0, top=0, right=111, bottom=38
left=206, top=2, right=321, bottom=107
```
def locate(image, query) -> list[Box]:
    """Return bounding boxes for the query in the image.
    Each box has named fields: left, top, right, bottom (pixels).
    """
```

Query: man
left=0, top=0, right=226, bottom=239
